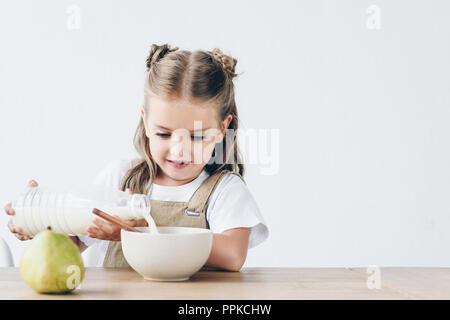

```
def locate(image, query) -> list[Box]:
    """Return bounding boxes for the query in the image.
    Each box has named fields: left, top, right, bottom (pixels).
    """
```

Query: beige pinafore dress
left=102, top=165, right=244, bottom=268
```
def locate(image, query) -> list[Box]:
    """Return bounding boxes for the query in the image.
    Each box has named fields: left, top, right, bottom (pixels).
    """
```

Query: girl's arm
left=204, top=227, right=249, bottom=272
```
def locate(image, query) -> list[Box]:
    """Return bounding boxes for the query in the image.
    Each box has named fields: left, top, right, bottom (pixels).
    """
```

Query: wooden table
left=0, top=267, right=449, bottom=300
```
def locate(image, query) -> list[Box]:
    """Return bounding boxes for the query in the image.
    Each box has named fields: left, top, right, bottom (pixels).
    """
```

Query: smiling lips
left=167, top=159, right=190, bottom=169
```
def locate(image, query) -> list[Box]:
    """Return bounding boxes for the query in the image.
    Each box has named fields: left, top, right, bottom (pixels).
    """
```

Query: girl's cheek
left=201, top=141, right=216, bottom=162
left=149, top=141, right=166, bottom=161
left=149, top=137, right=163, bottom=151
left=188, top=142, right=209, bottom=165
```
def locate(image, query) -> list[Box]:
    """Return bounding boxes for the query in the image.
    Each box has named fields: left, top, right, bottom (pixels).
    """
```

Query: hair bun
left=207, top=48, right=238, bottom=78
left=146, top=44, right=179, bottom=71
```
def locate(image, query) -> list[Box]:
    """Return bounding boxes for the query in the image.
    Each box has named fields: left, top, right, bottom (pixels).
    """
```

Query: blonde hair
left=120, top=44, right=244, bottom=194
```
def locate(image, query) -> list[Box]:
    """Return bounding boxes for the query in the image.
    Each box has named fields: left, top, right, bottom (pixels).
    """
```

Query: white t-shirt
left=79, top=159, right=269, bottom=267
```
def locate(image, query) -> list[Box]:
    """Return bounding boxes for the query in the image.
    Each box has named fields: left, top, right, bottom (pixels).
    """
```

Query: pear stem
left=47, top=226, right=52, bottom=231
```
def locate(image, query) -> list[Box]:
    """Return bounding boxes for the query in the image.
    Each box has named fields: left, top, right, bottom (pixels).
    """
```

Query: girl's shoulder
left=199, top=169, right=246, bottom=202
left=207, top=169, right=245, bottom=187
left=206, top=170, right=250, bottom=207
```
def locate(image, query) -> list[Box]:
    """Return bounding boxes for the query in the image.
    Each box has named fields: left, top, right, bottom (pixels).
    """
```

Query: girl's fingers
left=134, top=218, right=148, bottom=227
left=4, top=203, right=14, bottom=216
left=87, top=226, right=105, bottom=239
left=9, top=220, right=32, bottom=240
left=5, top=179, right=38, bottom=217
left=124, top=218, right=139, bottom=227
left=7, top=219, right=17, bottom=233
left=28, top=180, right=38, bottom=187
left=112, top=214, right=133, bottom=227
left=87, top=226, right=117, bottom=241
left=4, top=180, right=38, bottom=217
left=115, top=215, right=141, bottom=228
left=87, top=226, right=108, bottom=239
left=92, top=219, right=117, bottom=236
left=92, top=218, right=114, bottom=234
left=15, top=233, right=28, bottom=241
left=5, top=181, right=39, bottom=219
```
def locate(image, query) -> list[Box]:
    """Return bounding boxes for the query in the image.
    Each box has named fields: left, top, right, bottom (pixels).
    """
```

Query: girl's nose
left=169, top=134, right=190, bottom=158
left=170, top=143, right=184, bottom=157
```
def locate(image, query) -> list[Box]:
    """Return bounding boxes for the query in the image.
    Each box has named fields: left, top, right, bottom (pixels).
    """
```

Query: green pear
left=19, top=227, right=85, bottom=294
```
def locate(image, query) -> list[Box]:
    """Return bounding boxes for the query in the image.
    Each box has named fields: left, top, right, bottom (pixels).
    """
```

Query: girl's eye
left=191, top=135, right=206, bottom=141
left=156, top=133, right=206, bottom=141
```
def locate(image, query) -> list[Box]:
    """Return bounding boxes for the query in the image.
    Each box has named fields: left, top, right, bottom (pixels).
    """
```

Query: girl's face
left=141, top=95, right=232, bottom=186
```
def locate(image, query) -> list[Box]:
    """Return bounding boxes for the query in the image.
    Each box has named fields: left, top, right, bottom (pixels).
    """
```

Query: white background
left=1, top=0, right=449, bottom=267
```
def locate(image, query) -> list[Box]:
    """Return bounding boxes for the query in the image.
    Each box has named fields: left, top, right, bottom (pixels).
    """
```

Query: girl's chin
left=158, top=167, right=199, bottom=186
left=163, top=162, right=204, bottom=178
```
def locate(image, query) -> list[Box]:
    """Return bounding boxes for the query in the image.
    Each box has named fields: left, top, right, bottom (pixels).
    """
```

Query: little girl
left=5, top=44, right=269, bottom=271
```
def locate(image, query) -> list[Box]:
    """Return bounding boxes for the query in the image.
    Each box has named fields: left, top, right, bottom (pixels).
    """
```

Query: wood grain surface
left=0, top=267, right=448, bottom=300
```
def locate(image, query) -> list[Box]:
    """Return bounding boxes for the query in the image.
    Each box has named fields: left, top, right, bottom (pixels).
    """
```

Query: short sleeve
left=91, top=158, right=131, bottom=189
left=206, top=174, right=269, bottom=249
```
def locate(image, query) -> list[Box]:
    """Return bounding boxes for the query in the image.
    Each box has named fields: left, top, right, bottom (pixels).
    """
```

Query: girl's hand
left=4, top=180, right=38, bottom=241
left=86, top=188, right=149, bottom=241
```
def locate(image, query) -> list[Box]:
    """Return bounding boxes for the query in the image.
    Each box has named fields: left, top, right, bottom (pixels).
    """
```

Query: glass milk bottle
left=10, top=184, right=151, bottom=236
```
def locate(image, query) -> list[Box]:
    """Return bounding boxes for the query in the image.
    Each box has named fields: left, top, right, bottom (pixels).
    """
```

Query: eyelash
left=155, top=133, right=206, bottom=141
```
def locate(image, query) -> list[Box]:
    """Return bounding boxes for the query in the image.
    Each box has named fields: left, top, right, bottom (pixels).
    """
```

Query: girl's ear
left=221, top=114, right=233, bottom=135
left=214, top=114, right=233, bottom=144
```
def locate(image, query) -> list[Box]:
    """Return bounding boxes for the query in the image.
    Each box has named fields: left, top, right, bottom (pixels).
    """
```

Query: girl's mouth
left=167, top=159, right=190, bottom=169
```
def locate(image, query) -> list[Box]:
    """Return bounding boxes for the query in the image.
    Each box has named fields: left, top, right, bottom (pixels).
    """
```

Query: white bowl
left=121, top=226, right=213, bottom=281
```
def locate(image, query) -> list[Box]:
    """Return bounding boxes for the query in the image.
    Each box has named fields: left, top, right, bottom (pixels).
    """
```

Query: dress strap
left=185, top=170, right=245, bottom=217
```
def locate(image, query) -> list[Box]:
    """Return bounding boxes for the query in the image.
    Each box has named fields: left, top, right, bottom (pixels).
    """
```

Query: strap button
left=185, top=209, right=201, bottom=216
